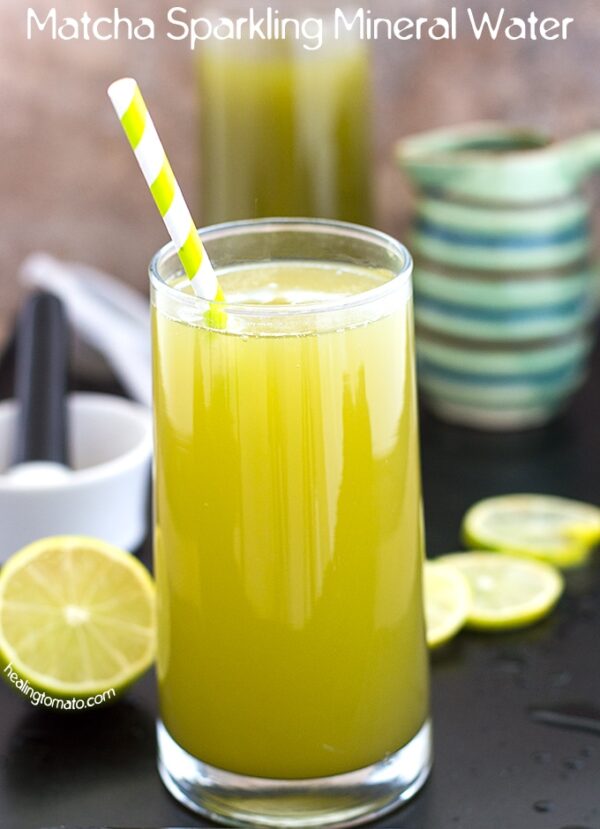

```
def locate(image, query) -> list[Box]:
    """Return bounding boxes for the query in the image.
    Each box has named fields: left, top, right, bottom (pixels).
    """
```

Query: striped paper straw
left=107, top=78, right=225, bottom=308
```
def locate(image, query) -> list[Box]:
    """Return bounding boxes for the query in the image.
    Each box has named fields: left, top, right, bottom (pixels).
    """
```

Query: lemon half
left=0, top=536, right=155, bottom=697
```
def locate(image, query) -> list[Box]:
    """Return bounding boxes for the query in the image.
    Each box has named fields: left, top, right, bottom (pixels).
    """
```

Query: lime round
left=424, top=561, right=471, bottom=648
left=437, top=552, right=564, bottom=631
left=0, top=536, right=155, bottom=697
left=462, top=494, right=600, bottom=568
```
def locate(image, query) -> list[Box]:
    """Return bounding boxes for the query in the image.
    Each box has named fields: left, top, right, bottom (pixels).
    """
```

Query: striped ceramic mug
left=396, top=122, right=600, bottom=430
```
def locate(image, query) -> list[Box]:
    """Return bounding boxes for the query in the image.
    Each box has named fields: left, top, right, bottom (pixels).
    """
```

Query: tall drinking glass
left=150, top=219, right=431, bottom=828
left=197, top=13, right=372, bottom=224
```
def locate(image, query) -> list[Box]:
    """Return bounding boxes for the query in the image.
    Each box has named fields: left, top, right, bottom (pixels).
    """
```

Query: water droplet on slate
left=494, top=652, right=527, bottom=674
left=550, top=670, right=572, bottom=687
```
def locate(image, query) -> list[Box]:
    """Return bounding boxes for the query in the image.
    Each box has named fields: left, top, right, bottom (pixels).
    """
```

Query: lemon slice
left=0, top=536, right=155, bottom=697
left=437, top=552, right=564, bottom=631
left=424, top=561, right=471, bottom=648
left=462, top=494, right=600, bottom=568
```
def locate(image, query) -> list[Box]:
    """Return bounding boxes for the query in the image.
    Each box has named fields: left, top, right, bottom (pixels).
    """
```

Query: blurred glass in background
left=197, top=8, right=372, bottom=224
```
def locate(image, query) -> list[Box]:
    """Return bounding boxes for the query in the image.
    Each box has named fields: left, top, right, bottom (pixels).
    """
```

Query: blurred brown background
left=2, top=0, right=600, bottom=339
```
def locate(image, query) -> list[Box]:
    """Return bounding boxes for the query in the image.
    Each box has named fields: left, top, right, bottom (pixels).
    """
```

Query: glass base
left=157, top=718, right=432, bottom=828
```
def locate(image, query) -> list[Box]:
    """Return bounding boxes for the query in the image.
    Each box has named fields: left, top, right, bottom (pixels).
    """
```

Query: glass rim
left=149, top=217, right=413, bottom=319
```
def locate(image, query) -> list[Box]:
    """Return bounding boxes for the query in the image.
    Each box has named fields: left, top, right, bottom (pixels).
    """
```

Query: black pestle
left=13, top=291, right=70, bottom=468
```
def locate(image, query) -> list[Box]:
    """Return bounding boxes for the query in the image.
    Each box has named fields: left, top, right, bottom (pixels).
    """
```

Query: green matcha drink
left=153, top=260, right=428, bottom=779
left=151, top=219, right=431, bottom=827
left=198, top=33, right=372, bottom=224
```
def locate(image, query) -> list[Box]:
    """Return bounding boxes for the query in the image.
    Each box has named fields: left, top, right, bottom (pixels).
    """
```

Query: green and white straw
left=107, top=77, right=225, bottom=306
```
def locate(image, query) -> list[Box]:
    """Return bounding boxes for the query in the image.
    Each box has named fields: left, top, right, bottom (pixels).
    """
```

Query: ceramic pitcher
left=396, top=122, right=600, bottom=430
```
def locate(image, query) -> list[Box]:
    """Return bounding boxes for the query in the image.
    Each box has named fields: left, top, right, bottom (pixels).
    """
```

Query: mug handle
left=557, top=132, right=600, bottom=184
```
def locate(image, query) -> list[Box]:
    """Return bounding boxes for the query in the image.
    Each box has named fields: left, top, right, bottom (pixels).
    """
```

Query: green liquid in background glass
left=198, top=38, right=372, bottom=224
